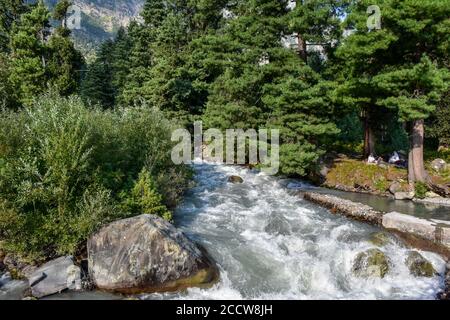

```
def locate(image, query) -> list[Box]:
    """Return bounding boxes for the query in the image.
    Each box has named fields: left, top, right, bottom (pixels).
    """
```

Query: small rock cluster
left=352, top=247, right=437, bottom=279
left=0, top=214, right=219, bottom=300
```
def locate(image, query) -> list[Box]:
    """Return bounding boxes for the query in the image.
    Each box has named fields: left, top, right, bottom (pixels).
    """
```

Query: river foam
left=143, top=162, right=446, bottom=300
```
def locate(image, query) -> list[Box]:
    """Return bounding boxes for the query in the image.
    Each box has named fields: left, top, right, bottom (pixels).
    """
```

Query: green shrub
left=0, top=92, right=191, bottom=259
left=414, top=182, right=428, bottom=199
left=119, top=169, right=172, bottom=221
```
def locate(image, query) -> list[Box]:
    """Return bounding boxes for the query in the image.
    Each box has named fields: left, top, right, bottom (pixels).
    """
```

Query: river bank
left=311, top=155, right=450, bottom=205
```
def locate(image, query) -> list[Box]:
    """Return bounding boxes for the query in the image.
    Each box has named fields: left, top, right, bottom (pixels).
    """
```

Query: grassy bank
left=322, top=156, right=450, bottom=197
left=0, top=93, right=191, bottom=261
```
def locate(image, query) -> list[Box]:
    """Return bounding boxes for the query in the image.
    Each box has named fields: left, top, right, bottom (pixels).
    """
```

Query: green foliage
left=0, top=0, right=28, bottom=52
left=0, top=93, right=190, bottom=258
left=8, top=0, right=50, bottom=106
left=119, top=169, right=172, bottom=221
left=7, top=0, right=83, bottom=106
left=414, top=182, right=428, bottom=199
left=428, top=91, right=450, bottom=148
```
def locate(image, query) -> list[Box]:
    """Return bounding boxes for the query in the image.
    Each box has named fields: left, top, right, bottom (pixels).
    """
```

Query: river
left=46, top=161, right=447, bottom=300
left=135, top=161, right=446, bottom=300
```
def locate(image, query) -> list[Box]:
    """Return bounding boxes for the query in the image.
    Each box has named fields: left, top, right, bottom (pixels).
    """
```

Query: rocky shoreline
left=0, top=214, right=219, bottom=300
left=303, top=192, right=384, bottom=225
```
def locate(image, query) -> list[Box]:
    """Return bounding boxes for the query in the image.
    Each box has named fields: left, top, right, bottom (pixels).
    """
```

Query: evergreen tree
left=8, top=0, right=50, bottom=106
left=366, top=0, right=450, bottom=184
left=428, top=90, right=450, bottom=150
left=47, top=1, right=84, bottom=96
left=0, top=0, right=28, bottom=52
left=47, top=25, right=84, bottom=96
left=81, top=40, right=115, bottom=107
left=201, top=0, right=340, bottom=175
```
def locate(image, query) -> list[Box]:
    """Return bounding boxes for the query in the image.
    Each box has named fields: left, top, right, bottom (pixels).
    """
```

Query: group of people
left=367, top=151, right=407, bottom=167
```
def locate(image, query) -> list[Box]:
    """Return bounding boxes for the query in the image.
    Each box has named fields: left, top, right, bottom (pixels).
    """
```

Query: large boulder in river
left=352, top=248, right=390, bottom=278
left=29, top=256, right=81, bottom=298
left=405, top=251, right=437, bottom=278
left=87, top=214, right=219, bottom=294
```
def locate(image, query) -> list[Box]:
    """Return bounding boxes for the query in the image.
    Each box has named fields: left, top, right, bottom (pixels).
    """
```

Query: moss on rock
left=405, top=251, right=437, bottom=277
left=352, top=248, right=391, bottom=278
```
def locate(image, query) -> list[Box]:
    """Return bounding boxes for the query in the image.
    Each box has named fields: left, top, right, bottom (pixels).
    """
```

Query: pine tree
left=338, top=0, right=449, bottom=184
left=0, top=0, right=28, bottom=52
left=8, top=0, right=50, bottom=106
left=428, top=90, right=450, bottom=150
left=81, top=40, right=115, bottom=107
left=201, top=0, right=340, bottom=175
left=47, top=1, right=84, bottom=97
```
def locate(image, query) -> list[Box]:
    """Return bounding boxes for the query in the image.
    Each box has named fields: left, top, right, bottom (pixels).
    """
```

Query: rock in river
left=228, top=175, right=244, bottom=184
left=352, top=248, right=391, bottom=278
left=394, top=192, right=415, bottom=200
left=87, top=214, right=219, bottom=294
left=405, top=251, right=437, bottom=277
left=29, top=256, right=82, bottom=298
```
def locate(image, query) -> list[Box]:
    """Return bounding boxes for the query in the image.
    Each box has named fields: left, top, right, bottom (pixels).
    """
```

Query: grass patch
left=324, top=159, right=408, bottom=194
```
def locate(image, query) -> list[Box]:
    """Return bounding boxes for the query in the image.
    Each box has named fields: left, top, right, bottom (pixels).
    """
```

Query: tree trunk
left=363, top=112, right=375, bottom=159
left=297, top=33, right=307, bottom=62
left=408, top=119, right=428, bottom=184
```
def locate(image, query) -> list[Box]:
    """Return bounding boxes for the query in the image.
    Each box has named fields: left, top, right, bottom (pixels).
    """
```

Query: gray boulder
left=87, top=214, right=219, bottom=294
left=389, top=181, right=402, bottom=195
left=352, top=248, right=391, bottom=278
left=394, top=191, right=415, bottom=200
left=0, top=278, right=29, bottom=300
left=0, top=272, right=30, bottom=300
left=431, top=159, right=447, bottom=172
left=29, top=256, right=81, bottom=298
left=405, top=251, right=437, bottom=277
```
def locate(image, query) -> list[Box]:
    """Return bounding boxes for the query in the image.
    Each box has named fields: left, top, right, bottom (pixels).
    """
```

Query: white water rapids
left=143, top=162, right=446, bottom=300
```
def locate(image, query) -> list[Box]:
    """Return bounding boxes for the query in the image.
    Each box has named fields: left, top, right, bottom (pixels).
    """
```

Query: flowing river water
left=137, top=161, right=446, bottom=300
left=46, top=161, right=447, bottom=300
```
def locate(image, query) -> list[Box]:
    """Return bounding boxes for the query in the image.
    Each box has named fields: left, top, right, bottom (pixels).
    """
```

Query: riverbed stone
left=87, top=214, right=219, bottom=294
left=0, top=272, right=30, bottom=300
left=405, top=251, right=437, bottom=277
left=394, top=191, right=415, bottom=200
left=29, top=256, right=81, bottom=298
left=228, top=175, right=244, bottom=184
left=352, top=249, right=390, bottom=278
left=264, top=215, right=292, bottom=236
left=0, top=279, right=29, bottom=300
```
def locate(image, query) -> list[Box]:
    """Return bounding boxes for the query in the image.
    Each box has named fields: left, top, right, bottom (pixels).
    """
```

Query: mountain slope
left=46, top=0, right=144, bottom=60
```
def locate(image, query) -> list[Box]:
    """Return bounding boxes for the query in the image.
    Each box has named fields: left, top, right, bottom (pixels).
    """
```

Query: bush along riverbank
left=309, top=154, right=450, bottom=204
left=0, top=93, right=193, bottom=267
